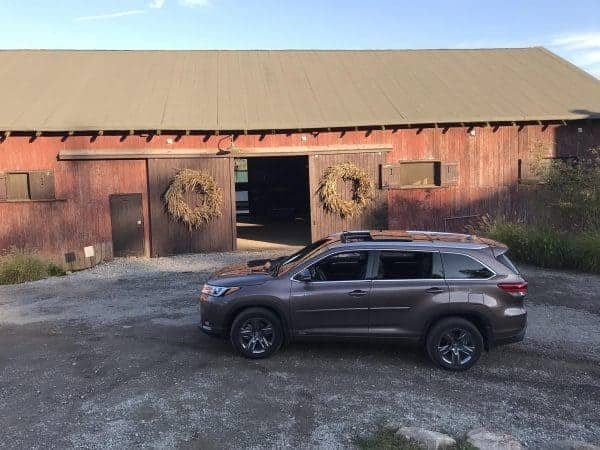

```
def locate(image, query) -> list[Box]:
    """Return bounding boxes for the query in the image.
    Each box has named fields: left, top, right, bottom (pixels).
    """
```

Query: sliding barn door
left=308, top=152, right=388, bottom=241
left=147, top=157, right=235, bottom=256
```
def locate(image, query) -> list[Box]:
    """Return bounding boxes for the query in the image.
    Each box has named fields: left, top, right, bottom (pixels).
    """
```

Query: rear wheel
left=230, top=308, right=283, bottom=359
left=426, top=317, right=483, bottom=371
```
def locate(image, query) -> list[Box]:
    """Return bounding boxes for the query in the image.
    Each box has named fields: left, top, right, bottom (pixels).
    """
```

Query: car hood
left=208, top=260, right=274, bottom=287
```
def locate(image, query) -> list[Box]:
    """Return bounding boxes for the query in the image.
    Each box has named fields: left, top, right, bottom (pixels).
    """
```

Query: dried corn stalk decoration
left=317, top=162, right=374, bottom=218
left=164, top=169, right=223, bottom=230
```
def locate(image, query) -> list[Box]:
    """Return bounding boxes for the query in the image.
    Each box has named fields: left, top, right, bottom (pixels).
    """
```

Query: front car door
left=290, top=250, right=373, bottom=337
left=369, top=249, right=450, bottom=340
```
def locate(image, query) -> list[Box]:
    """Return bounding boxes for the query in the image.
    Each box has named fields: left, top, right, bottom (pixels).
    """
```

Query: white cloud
left=551, top=32, right=600, bottom=50
left=149, top=0, right=166, bottom=8
left=571, top=50, right=600, bottom=67
left=75, top=9, right=146, bottom=21
left=179, top=0, right=210, bottom=7
left=550, top=32, right=600, bottom=79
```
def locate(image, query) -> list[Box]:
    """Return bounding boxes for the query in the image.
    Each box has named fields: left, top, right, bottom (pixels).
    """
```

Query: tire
left=230, top=307, right=283, bottom=359
left=426, top=317, right=484, bottom=371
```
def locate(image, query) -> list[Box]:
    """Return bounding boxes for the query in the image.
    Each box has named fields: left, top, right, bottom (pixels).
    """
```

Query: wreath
left=317, top=162, right=375, bottom=218
left=164, top=168, right=223, bottom=230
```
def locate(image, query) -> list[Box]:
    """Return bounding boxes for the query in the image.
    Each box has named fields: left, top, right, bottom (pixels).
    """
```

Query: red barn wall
left=0, top=121, right=598, bottom=264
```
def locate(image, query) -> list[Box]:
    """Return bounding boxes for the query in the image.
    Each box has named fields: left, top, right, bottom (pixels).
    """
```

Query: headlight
left=201, top=284, right=240, bottom=297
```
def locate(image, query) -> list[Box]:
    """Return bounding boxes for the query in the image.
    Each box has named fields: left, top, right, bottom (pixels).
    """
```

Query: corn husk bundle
left=164, top=169, right=223, bottom=230
left=317, top=162, right=374, bottom=218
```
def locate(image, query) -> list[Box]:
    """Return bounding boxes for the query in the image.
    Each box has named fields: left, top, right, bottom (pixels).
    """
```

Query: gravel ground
left=0, top=252, right=599, bottom=449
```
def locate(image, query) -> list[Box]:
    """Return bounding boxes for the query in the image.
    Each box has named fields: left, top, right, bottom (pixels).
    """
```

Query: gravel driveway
left=1, top=252, right=599, bottom=449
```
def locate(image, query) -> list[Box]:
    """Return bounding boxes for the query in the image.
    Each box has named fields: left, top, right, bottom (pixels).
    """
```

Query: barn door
left=109, top=193, right=145, bottom=257
left=308, top=152, right=388, bottom=241
left=147, top=158, right=235, bottom=256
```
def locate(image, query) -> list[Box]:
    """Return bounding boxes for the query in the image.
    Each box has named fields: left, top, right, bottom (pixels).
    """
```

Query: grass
left=354, top=427, right=424, bottom=450
left=0, top=248, right=66, bottom=285
left=477, top=220, right=600, bottom=274
left=354, top=426, right=477, bottom=450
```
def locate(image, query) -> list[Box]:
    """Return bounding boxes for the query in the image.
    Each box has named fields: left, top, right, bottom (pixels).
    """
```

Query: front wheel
left=230, top=307, right=283, bottom=359
left=426, top=317, right=483, bottom=371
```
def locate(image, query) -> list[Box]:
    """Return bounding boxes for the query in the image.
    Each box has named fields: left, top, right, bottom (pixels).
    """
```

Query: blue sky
left=1, top=0, right=599, bottom=77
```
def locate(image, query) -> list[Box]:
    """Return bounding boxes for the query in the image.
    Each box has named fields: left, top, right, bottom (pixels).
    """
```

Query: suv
left=199, top=230, right=527, bottom=370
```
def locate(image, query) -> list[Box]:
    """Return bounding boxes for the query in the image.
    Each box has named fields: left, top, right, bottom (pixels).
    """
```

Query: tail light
left=498, top=282, right=528, bottom=298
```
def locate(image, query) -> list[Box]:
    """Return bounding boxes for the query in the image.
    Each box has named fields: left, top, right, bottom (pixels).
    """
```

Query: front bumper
left=198, top=294, right=226, bottom=337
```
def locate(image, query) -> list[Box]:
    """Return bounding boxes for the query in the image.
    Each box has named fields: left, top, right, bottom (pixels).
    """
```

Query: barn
left=1, top=48, right=599, bottom=268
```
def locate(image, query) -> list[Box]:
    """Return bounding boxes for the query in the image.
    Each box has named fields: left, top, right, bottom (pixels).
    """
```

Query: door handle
left=348, top=290, right=368, bottom=297
left=425, top=287, right=446, bottom=294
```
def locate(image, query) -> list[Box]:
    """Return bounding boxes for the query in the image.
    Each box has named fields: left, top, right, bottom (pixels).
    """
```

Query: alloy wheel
left=239, top=318, right=275, bottom=355
left=437, top=328, right=476, bottom=367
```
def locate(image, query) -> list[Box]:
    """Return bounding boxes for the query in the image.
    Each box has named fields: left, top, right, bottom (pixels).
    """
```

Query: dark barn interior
left=235, top=156, right=311, bottom=248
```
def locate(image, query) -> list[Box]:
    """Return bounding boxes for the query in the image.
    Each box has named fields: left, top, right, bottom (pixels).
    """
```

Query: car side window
left=308, top=251, right=369, bottom=282
left=376, top=251, right=443, bottom=280
left=441, top=253, right=494, bottom=279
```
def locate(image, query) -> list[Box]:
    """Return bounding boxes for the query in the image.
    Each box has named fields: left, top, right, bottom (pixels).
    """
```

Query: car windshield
left=275, top=238, right=334, bottom=275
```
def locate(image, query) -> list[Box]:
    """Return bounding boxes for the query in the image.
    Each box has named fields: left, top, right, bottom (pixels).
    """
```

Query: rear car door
left=369, top=249, right=450, bottom=339
left=290, top=250, right=372, bottom=337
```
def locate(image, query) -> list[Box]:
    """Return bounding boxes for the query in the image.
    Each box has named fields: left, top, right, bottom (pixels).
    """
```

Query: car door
left=369, top=249, right=450, bottom=339
left=290, top=250, right=373, bottom=337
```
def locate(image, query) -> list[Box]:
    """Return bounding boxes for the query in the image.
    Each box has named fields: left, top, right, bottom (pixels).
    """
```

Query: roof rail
left=341, top=230, right=415, bottom=243
left=340, top=231, right=373, bottom=243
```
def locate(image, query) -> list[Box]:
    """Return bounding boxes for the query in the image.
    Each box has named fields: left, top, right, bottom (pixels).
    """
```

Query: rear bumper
left=491, top=325, right=526, bottom=347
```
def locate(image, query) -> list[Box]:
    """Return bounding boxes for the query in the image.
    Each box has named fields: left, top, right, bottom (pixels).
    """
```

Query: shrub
left=0, top=248, right=66, bottom=285
left=475, top=217, right=600, bottom=273
left=530, top=145, right=600, bottom=231
left=47, top=262, right=67, bottom=277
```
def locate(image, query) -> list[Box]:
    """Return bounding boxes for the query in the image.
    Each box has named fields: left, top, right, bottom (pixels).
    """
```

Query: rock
left=396, top=427, right=456, bottom=450
left=546, top=441, right=600, bottom=450
left=466, top=428, right=522, bottom=450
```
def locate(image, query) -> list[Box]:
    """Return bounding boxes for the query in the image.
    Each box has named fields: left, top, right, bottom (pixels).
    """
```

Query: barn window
left=381, top=161, right=459, bottom=189
left=0, top=171, right=55, bottom=201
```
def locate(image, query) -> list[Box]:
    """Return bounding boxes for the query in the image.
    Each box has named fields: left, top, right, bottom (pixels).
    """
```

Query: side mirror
left=295, top=269, right=312, bottom=282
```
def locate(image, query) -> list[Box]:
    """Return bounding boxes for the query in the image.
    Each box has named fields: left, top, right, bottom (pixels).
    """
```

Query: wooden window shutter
left=0, top=173, right=6, bottom=200
left=29, top=171, right=55, bottom=200
left=441, top=162, right=459, bottom=186
left=380, top=164, right=396, bottom=189
left=7, top=173, right=30, bottom=199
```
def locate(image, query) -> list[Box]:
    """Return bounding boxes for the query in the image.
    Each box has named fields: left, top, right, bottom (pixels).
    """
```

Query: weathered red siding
left=1, top=121, right=598, bottom=264
left=0, top=136, right=150, bottom=266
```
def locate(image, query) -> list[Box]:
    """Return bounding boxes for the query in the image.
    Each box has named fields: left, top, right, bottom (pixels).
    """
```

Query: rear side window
left=309, top=251, right=369, bottom=281
left=442, top=253, right=494, bottom=279
left=376, top=251, right=443, bottom=280
left=496, top=253, right=520, bottom=274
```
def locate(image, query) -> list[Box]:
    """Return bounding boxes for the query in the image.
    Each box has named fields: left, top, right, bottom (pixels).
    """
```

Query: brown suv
left=199, top=230, right=527, bottom=370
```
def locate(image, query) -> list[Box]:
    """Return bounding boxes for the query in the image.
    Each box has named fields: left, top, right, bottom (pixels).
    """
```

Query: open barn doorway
left=235, top=156, right=311, bottom=250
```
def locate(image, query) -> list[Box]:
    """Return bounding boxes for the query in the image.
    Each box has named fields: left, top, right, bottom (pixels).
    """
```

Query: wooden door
left=147, top=158, right=235, bottom=256
left=309, top=152, right=388, bottom=241
left=109, top=193, right=145, bottom=257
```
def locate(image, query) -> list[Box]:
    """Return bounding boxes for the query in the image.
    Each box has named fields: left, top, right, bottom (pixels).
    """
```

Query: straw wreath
left=164, top=169, right=223, bottom=230
left=317, top=162, right=374, bottom=218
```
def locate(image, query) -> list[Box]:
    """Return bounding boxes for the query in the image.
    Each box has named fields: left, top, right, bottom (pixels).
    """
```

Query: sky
left=0, top=0, right=599, bottom=77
